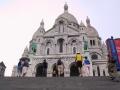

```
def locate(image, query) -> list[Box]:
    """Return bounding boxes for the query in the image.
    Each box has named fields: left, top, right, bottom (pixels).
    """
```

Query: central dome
left=55, top=3, right=78, bottom=24
left=57, top=12, right=78, bottom=24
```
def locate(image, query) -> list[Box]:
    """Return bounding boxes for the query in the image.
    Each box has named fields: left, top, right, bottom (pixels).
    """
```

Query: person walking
left=75, top=52, right=83, bottom=76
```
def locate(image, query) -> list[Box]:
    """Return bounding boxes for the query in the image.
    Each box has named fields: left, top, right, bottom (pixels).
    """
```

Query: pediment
left=44, top=26, right=79, bottom=37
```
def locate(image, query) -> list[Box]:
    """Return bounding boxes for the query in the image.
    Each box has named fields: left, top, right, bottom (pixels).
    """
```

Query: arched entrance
left=52, top=63, right=64, bottom=77
left=70, top=62, right=79, bottom=76
left=35, top=63, right=47, bottom=77
left=52, top=63, right=58, bottom=77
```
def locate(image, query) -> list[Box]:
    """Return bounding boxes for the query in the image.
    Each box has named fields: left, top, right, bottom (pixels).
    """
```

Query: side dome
left=86, top=26, right=99, bottom=37
left=32, top=20, right=45, bottom=39
left=86, top=17, right=99, bottom=37
left=55, top=3, right=78, bottom=24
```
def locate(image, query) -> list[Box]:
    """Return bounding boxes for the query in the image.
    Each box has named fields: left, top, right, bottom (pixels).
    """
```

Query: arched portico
left=70, top=62, right=79, bottom=76
left=35, top=63, right=47, bottom=77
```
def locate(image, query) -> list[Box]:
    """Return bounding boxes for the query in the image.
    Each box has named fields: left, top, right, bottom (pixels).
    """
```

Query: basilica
left=12, top=3, right=108, bottom=77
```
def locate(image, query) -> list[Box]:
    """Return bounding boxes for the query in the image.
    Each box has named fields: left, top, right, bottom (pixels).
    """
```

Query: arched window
left=38, top=39, right=40, bottom=42
left=71, top=40, right=76, bottom=45
left=90, top=40, right=92, bottom=46
left=59, top=20, right=64, bottom=24
left=72, top=40, right=76, bottom=43
left=91, top=54, right=98, bottom=60
left=58, top=38, right=64, bottom=53
left=73, top=47, right=76, bottom=54
left=83, top=36, right=84, bottom=41
left=59, top=20, right=64, bottom=33
left=46, top=42, right=51, bottom=46
left=47, top=48, right=50, bottom=55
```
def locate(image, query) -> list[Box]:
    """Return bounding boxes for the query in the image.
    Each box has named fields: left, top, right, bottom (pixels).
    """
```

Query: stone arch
left=52, top=59, right=65, bottom=77
left=35, top=63, right=47, bottom=77
left=47, top=48, right=50, bottom=55
left=57, top=38, right=65, bottom=53
left=69, top=62, right=79, bottom=76
left=73, top=47, right=76, bottom=54
left=44, top=39, right=54, bottom=55
left=68, top=38, right=81, bottom=54
left=44, top=39, right=54, bottom=46
left=35, top=63, right=43, bottom=77
left=51, top=63, right=58, bottom=77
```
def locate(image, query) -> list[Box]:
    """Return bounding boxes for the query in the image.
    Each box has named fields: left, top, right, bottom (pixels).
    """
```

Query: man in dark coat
left=42, top=59, right=48, bottom=77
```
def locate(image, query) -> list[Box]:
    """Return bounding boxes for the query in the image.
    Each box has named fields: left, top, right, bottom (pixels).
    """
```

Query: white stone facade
left=12, top=4, right=109, bottom=77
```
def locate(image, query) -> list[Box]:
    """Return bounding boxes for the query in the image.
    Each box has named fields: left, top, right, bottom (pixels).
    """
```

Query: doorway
left=36, top=63, right=47, bottom=77
left=70, top=62, right=79, bottom=76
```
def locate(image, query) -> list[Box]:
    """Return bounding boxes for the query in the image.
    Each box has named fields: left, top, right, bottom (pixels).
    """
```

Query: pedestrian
left=17, top=59, right=24, bottom=77
left=82, top=56, right=90, bottom=77
left=21, top=58, right=30, bottom=77
left=75, top=52, right=83, bottom=76
left=42, top=59, right=48, bottom=77
left=53, top=63, right=58, bottom=77
left=57, top=59, right=64, bottom=77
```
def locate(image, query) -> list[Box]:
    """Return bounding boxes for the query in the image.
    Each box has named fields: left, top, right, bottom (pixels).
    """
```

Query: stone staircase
left=0, top=77, right=120, bottom=90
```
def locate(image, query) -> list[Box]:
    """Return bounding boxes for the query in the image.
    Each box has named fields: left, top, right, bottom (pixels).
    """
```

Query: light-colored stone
left=12, top=3, right=108, bottom=77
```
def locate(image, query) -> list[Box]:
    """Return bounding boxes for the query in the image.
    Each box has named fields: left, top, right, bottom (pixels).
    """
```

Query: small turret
left=22, top=46, right=29, bottom=57
left=102, top=42, right=108, bottom=59
left=64, top=3, right=68, bottom=12
left=86, top=16, right=91, bottom=26
left=32, top=19, right=45, bottom=39
left=39, top=19, right=45, bottom=33
left=80, top=20, right=85, bottom=27
left=79, top=21, right=86, bottom=32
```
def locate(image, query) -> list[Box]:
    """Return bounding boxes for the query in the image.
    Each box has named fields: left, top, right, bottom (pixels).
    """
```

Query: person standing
left=17, top=59, right=24, bottom=77
left=53, top=63, right=58, bottom=77
left=57, top=59, right=64, bottom=77
left=42, top=59, right=48, bottom=77
left=21, top=58, right=30, bottom=77
left=82, top=56, right=90, bottom=77
left=75, top=52, right=83, bottom=76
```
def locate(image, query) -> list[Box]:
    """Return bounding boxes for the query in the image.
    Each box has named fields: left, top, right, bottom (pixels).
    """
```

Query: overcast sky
left=0, top=0, right=120, bottom=76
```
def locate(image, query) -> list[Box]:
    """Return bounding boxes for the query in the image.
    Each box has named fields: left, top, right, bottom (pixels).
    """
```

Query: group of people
left=52, top=53, right=91, bottom=77
left=53, top=59, right=64, bottom=77
left=17, top=53, right=90, bottom=77
left=17, top=57, right=30, bottom=77
left=75, top=52, right=91, bottom=77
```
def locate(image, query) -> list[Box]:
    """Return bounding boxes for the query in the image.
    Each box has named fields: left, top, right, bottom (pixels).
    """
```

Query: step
left=0, top=77, right=119, bottom=90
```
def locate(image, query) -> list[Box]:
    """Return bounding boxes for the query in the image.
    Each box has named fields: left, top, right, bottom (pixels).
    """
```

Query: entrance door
left=52, top=63, right=58, bottom=77
left=70, top=62, right=79, bottom=76
left=36, top=63, right=43, bottom=77
left=52, top=63, right=64, bottom=77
